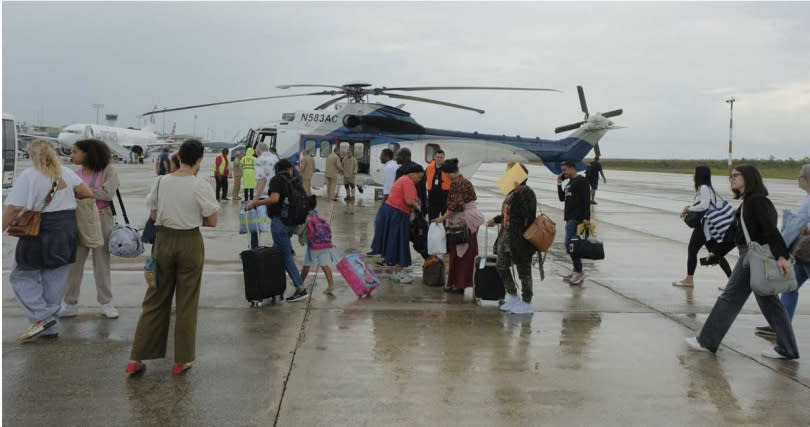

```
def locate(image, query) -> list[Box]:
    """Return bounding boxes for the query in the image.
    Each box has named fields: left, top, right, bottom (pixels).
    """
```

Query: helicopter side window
left=304, top=139, right=317, bottom=157
left=320, top=140, right=332, bottom=158
left=425, top=143, right=441, bottom=163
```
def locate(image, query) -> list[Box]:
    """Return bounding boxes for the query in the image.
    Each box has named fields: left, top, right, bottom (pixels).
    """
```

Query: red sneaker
left=125, top=361, right=146, bottom=376
left=172, top=363, right=192, bottom=376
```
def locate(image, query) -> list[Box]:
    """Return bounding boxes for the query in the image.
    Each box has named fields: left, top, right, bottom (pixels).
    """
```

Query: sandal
left=672, top=281, right=694, bottom=288
left=125, top=361, right=147, bottom=376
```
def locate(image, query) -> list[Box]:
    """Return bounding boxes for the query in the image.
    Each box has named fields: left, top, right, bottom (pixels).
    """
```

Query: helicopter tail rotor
left=554, top=85, right=623, bottom=157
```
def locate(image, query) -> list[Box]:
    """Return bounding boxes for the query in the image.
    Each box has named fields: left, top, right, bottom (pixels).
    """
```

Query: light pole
left=92, top=103, right=104, bottom=124
left=194, top=115, right=198, bottom=138
left=725, top=97, right=735, bottom=175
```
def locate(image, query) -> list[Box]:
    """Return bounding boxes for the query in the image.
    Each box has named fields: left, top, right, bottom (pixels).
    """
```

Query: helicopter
left=143, top=83, right=623, bottom=187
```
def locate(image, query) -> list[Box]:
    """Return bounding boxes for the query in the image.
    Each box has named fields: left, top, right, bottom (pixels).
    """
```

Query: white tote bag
left=76, top=172, right=104, bottom=248
left=427, top=223, right=447, bottom=255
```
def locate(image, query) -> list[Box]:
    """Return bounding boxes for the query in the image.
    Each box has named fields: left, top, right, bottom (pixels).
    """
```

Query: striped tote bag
left=705, top=198, right=736, bottom=241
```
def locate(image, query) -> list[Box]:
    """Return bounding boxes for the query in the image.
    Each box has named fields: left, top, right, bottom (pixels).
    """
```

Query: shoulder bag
left=7, top=179, right=58, bottom=237
left=741, top=205, right=797, bottom=296
left=76, top=172, right=104, bottom=248
left=790, top=223, right=810, bottom=264
left=109, top=189, right=144, bottom=258
left=445, top=224, right=470, bottom=246
left=141, top=177, right=162, bottom=244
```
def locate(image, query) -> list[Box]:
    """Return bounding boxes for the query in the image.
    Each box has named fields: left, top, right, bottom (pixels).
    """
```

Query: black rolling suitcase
left=240, top=230, right=286, bottom=307
left=474, top=226, right=506, bottom=302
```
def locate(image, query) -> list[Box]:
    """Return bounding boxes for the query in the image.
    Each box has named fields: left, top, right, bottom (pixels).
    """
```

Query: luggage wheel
left=249, top=300, right=262, bottom=308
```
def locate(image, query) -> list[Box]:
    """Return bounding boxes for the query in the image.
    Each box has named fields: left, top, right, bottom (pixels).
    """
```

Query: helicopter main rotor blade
left=314, top=95, right=349, bottom=110
left=381, top=93, right=485, bottom=114
left=277, top=84, right=346, bottom=90
left=141, top=91, right=342, bottom=116
left=379, top=86, right=560, bottom=93
left=601, top=109, right=623, bottom=118
left=577, top=85, right=589, bottom=118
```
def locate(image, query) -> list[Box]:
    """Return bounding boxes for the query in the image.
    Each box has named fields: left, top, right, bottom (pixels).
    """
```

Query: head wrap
left=443, top=158, right=459, bottom=173
left=403, top=163, right=424, bottom=175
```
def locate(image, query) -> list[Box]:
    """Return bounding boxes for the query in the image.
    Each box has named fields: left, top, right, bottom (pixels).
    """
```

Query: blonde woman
left=2, top=141, right=92, bottom=341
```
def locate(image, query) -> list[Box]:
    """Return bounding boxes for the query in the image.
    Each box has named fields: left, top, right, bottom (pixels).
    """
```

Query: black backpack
left=279, top=174, right=308, bottom=226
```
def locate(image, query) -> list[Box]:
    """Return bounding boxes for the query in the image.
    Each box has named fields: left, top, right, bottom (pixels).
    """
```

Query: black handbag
left=445, top=225, right=470, bottom=246
left=683, top=211, right=704, bottom=229
left=567, top=230, right=605, bottom=260
left=141, top=177, right=162, bottom=244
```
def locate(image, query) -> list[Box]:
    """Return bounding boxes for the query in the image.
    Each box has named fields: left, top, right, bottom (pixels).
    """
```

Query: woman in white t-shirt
left=127, top=139, right=219, bottom=377
left=2, top=141, right=92, bottom=342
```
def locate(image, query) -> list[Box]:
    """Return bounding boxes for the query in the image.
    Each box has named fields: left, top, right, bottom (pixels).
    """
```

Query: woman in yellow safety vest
left=241, top=147, right=257, bottom=200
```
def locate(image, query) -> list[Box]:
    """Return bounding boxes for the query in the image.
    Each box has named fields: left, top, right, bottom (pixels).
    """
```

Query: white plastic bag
left=427, top=223, right=447, bottom=255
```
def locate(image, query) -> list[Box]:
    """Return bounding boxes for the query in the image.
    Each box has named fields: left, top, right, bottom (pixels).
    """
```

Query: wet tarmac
left=3, top=160, right=809, bottom=426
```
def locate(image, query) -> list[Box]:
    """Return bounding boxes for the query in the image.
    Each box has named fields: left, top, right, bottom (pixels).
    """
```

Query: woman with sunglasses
left=686, top=165, right=799, bottom=360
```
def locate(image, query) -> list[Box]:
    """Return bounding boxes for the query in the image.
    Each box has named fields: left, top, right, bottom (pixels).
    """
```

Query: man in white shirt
left=381, top=148, right=398, bottom=201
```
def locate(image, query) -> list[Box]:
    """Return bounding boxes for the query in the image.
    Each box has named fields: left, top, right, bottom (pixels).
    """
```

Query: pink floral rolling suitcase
left=337, top=253, right=380, bottom=297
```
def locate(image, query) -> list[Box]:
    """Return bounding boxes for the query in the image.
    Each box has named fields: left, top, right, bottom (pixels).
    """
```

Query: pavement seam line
left=272, top=198, right=337, bottom=426
left=560, top=259, right=810, bottom=390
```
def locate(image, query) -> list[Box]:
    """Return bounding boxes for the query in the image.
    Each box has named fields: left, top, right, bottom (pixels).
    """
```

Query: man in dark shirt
left=557, top=160, right=591, bottom=285
left=155, top=148, right=171, bottom=176
left=246, top=159, right=307, bottom=302
left=584, top=156, right=606, bottom=204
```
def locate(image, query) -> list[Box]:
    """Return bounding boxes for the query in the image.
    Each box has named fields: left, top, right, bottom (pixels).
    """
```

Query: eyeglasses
left=729, top=173, right=742, bottom=180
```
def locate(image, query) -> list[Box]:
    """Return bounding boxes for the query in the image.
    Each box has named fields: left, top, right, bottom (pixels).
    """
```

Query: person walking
left=425, top=149, right=451, bottom=221
left=673, top=166, right=733, bottom=288
left=62, top=139, right=121, bottom=319
left=213, top=148, right=230, bottom=202
left=231, top=153, right=243, bottom=200
left=686, top=165, right=799, bottom=360
left=170, top=153, right=181, bottom=173
left=299, top=150, right=315, bottom=196
left=241, top=147, right=257, bottom=201
left=127, top=140, right=219, bottom=376
left=754, top=164, right=810, bottom=336
left=247, top=159, right=308, bottom=301
left=247, top=143, right=277, bottom=249
left=488, top=162, right=537, bottom=314
left=375, top=164, right=424, bottom=283
left=557, top=160, right=591, bottom=285
left=368, top=148, right=399, bottom=257
left=342, top=148, right=358, bottom=201
left=585, top=156, right=606, bottom=204
left=299, top=196, right=337, bottom=295
left=432, top=159, right=484, bottom=293
left=3, top=141, right=92, bottom=341
left=325, top=149, right=343, bottom=201
left=155, top=148, right=171, bottom=176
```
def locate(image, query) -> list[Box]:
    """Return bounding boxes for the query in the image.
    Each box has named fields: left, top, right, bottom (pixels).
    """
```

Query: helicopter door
left=336, top=138, right=371, bottom=174
left=300, top=134, right=336, bottom=173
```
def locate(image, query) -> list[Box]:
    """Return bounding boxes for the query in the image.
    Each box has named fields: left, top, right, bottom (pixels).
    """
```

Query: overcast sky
left=3, top=2, right=809, bottom=159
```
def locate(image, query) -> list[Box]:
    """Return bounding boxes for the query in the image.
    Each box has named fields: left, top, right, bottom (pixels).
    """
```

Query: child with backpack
left=299, top=195, right=337, bottom=295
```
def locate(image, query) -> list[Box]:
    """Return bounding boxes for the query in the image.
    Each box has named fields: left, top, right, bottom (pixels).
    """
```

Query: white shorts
left=305, top=247, right=336, bottom=267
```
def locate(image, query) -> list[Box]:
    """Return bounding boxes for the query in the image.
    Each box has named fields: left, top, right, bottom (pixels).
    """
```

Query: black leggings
left=688, top=226, right=732, bottom=277
left=215, top=176, right=228, bottom=200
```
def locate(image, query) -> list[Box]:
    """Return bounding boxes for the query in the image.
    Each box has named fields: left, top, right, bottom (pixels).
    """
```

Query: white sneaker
left=102, top=304, right=119, bottom=319
left=685, top=337, right=711, bottom=353
left=569, top=273, right=585, bottom=285
left=510, top=300, right=534, bottom=315
left=398, top=272, right=413, bottom=284
left=59, top=303, right=78, bottom=318
left=499, top=294, right=522, bottom=312
left=761, top=348, right=788, bottom=360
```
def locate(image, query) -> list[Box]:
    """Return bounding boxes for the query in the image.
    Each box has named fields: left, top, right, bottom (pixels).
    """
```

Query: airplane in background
left=144, top=82, right=624, bottom=186
left=22, top=121, right=180, bottom=162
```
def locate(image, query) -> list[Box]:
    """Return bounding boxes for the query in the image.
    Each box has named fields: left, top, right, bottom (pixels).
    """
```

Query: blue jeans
left=565, top=219, right=583, bottom=273
left=781, top=263, right=809, bottom=320
left=271, top=217, right=303, bottom=289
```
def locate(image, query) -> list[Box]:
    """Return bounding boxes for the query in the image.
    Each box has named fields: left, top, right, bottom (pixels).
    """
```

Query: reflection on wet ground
left=3, top=161, right=809, bottom=425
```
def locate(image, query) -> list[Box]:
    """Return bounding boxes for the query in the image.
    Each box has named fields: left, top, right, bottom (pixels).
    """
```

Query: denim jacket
left=782, top=209, right=809, bottom=248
